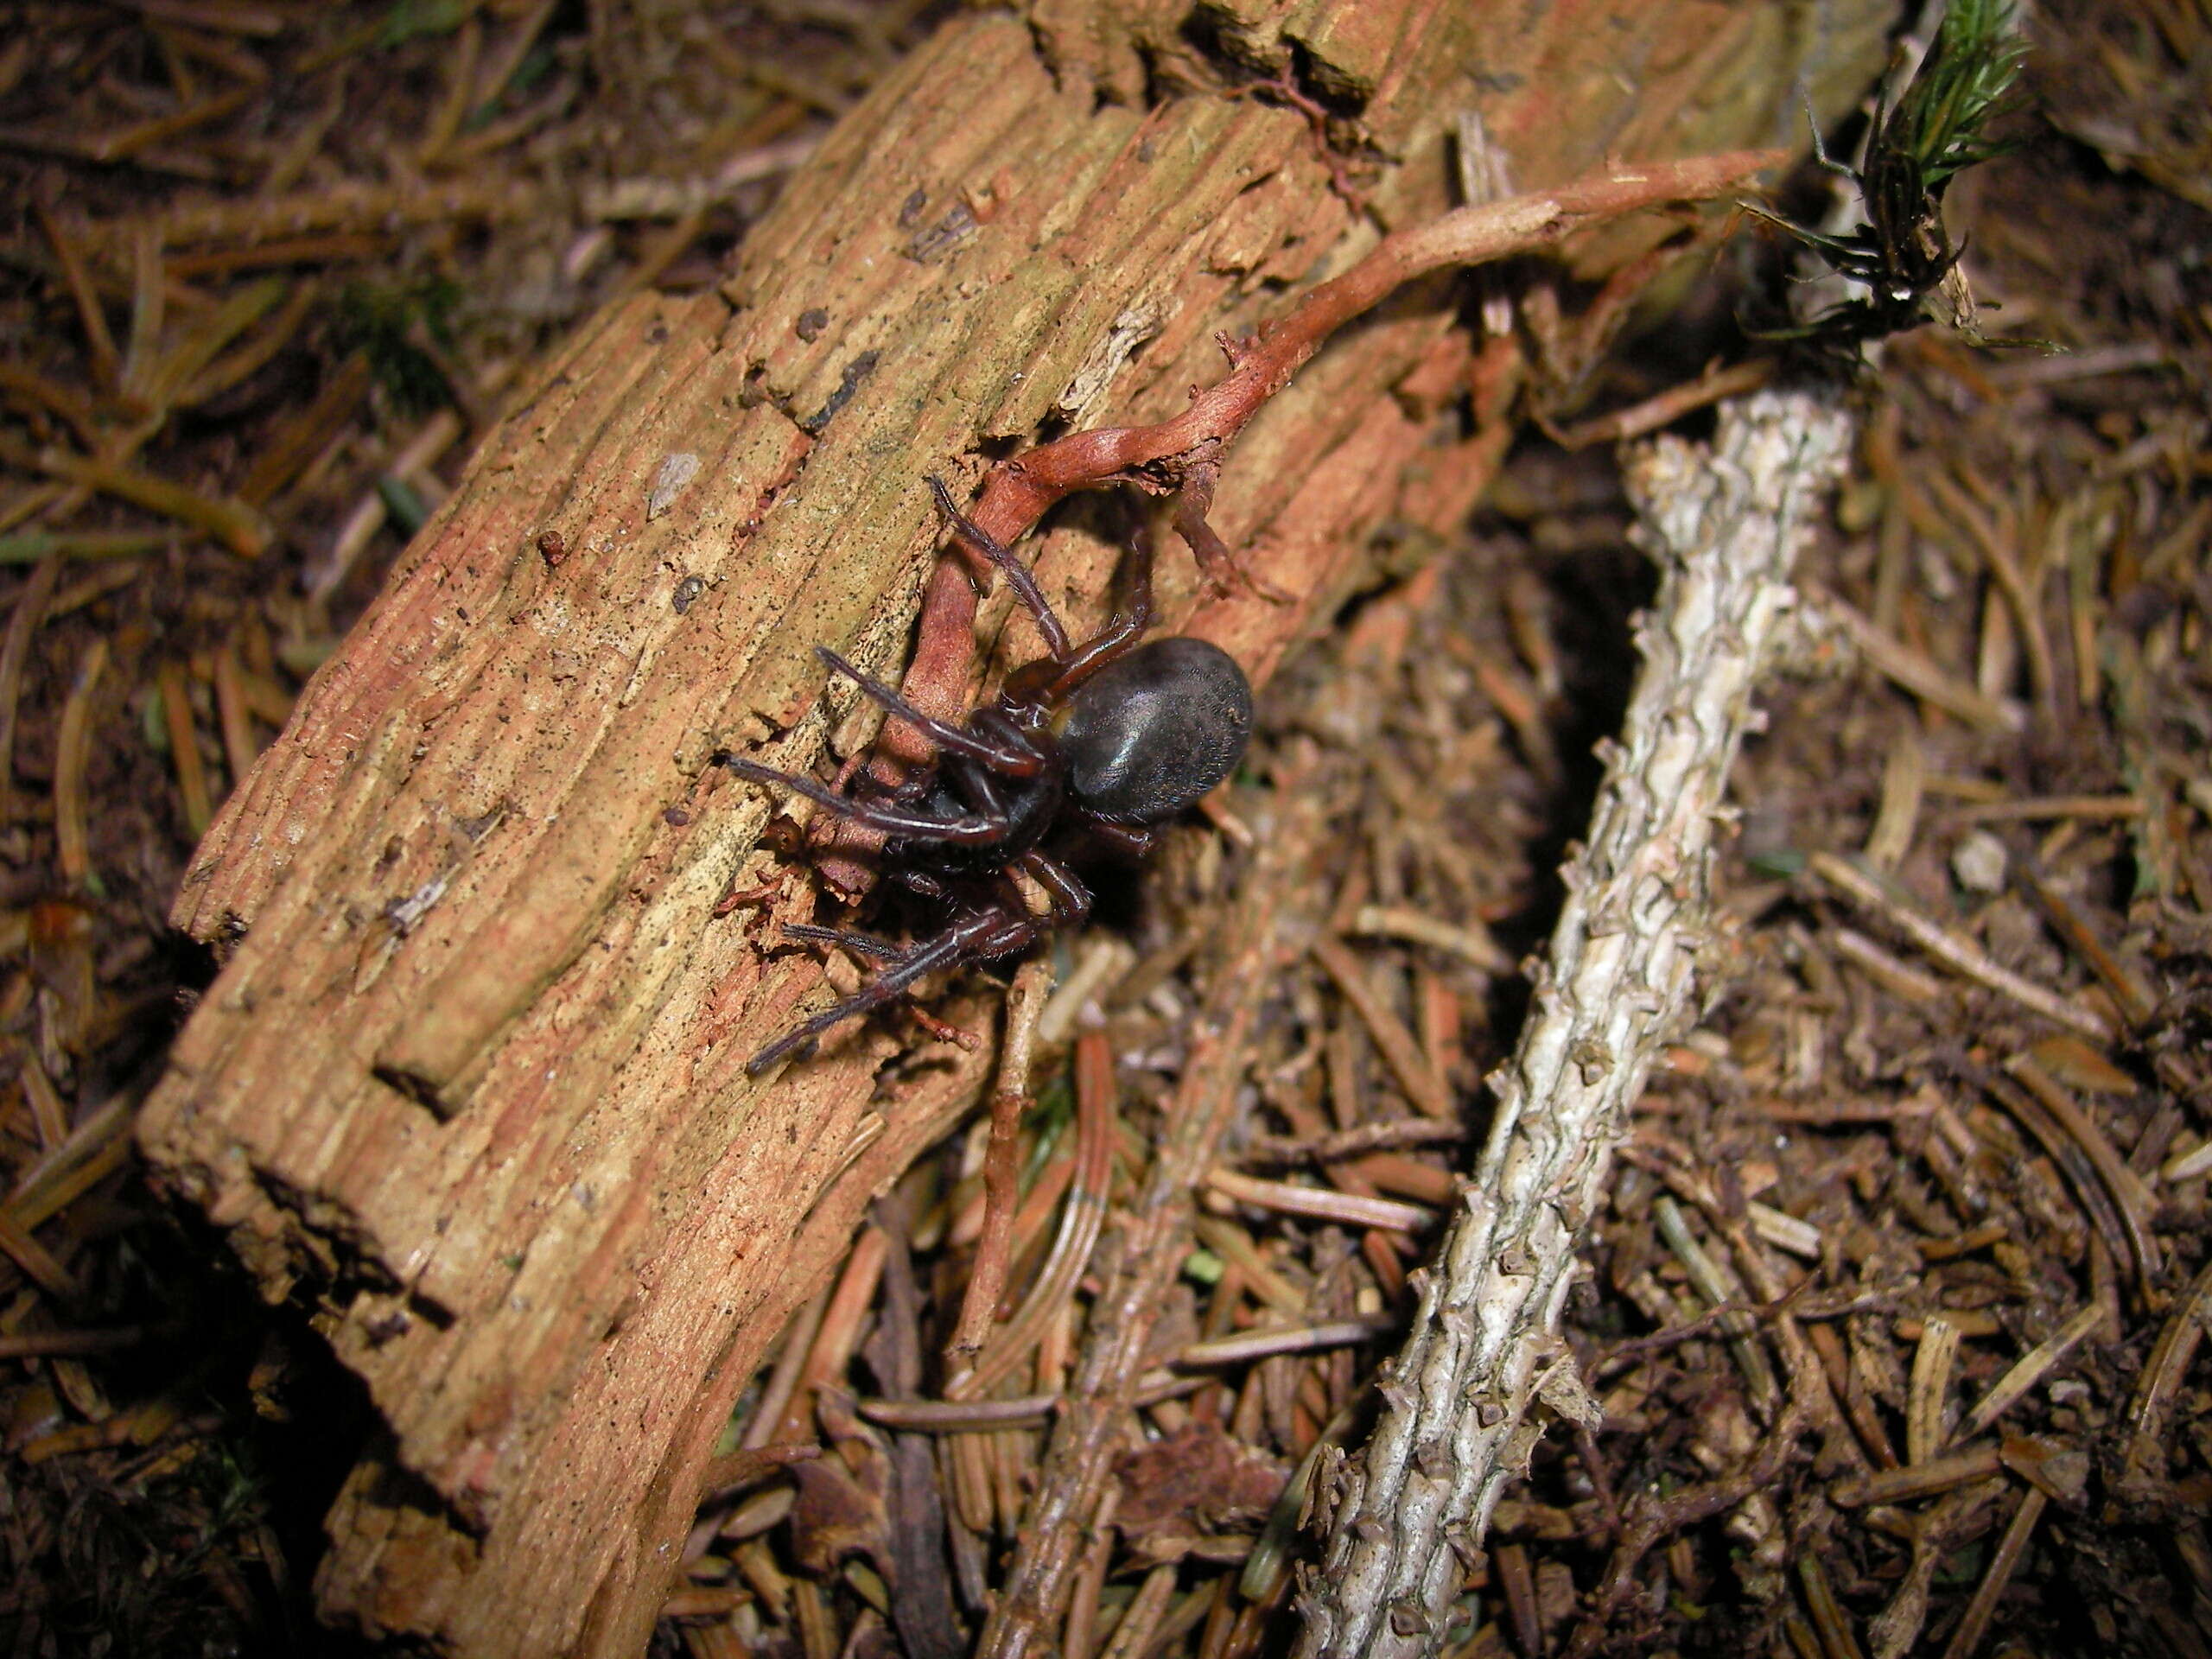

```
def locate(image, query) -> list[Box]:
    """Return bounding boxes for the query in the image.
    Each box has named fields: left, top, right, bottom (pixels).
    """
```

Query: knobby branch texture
left=1292, top=391, right=1856, bottom=1659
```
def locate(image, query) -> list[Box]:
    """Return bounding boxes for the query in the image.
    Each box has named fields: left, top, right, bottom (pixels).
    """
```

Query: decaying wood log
left=137, top=3, right=1893, bottom=1655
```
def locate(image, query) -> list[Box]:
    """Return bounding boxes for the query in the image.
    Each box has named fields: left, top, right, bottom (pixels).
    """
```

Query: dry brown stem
left=947, top=958, right=1053, bottom=1366
left=1808, top=851, right=2114, bottom=1043
left=949, top=1027, right=1117, bottom=1404
left=0, top=556, right=60, bottom=829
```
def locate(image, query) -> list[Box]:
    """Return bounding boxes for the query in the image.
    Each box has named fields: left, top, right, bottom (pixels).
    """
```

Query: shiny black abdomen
left=1058, top=638, right=1253, bottom=824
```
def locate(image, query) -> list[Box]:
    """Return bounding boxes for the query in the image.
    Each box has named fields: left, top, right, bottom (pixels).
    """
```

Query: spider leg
left=1081, top=820, right=1158, bottom=860
left=721, top=754, right=1007, bottom=845
left=747, top=862, right=1077, bottom=1076
left=937, top=733, right=1052, bottom=831
left=814, top=647, right=1044, bottom=776
left=928, top=475, right=1072, bottom=660
left=1003, top=519, right=1160, bottom=715
left=745, top=909, right=1005, bottom=1075
left=1802, top=87, right=1860, bottom=181
left=778, top=919, right=906, bottom=962
left=1019, top=849, right=1093, bottom=929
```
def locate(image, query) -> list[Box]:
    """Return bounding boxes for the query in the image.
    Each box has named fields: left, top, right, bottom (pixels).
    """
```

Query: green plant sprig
left=1749, top=0, right=2029, bottom=354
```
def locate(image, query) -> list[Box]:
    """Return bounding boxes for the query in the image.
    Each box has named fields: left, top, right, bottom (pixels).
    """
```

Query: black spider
left=722, top=480, right=1254, bottom=1075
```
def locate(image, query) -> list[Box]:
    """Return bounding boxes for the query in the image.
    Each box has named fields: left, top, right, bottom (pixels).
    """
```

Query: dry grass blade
left=2118, top=1257, right=2212, bottom=1501
left=33, top=449, right=270, bottom=558
left=1653, top=1193, right=1778, bottom=1413
left=2005, top=1054, right=2161, bottom=1287
left=0, top=556, right=60, bottom=827
left=1905, top=1316, right=1961, bottom=1462
left=1936, top=1485, right=2047, bottom=1659
left=1310, top=935, right=1455, bottom=1122
left=1815, top=590, right=2024, bottom=732
left=0, top=1325, right=152, bottom=1359
left=950, top=1027, right=1116, bottom=1402
left=155, top=659, right=213, bottom=840
left=34, top=202, right=120, bottom=388
left=53, top=638, right=108, bottom=887
left=1099, top=1564, right=1179, bottom=1659
left=948, top=960, right=1056, bottom=1366
left=0, top=1205, right=82, bottom=1300
left=8, top=1100, right=135, bottom=1232
left=1807, top=851, right=2114, bottom=1043
left=1204, top=1169, right=1436, bottom=1235
left=1958, top=1302, right=2107, bottom=1443
left=1831, top=1444, right=2004, bottom=1509
left=1346, top=905, right=1515, bottom=975
left=1178, top=1319, right=1397, bottom=1369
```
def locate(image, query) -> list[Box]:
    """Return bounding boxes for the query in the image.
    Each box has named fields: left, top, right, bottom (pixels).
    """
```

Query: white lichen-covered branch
left=1294, top=390, right=1856, bottom=1658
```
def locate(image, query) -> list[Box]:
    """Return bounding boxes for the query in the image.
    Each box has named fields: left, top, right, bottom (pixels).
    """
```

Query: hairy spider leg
left=812, top=647, right=1043, bottom=776
left=930, top=476, right=1166, bottom=717
left=1034, top=519, right=1158, bottom=707
left=1802, top=90, right=1859, bottom=181
left=928, top=475, right=1073, bottom=660
left=777, top=919, right=906, bottom=961
left=745, top=907, right=1016, bottom=1076
left=753, top=854, right=1082, bottom=1074
left=720, top=754, right=1006, bottom=845
left=999, top=518, right=1160, bottom=717
left=743, top=856, right=1099, bottom=1077
left=747, top=890, right=1065, bottom=1077
left=925, top=709, right=1058, bottom=831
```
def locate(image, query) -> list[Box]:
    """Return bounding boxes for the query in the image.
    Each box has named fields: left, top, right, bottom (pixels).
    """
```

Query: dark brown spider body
left=723, top=481, right=1252, bottom=1076
left=882, top=764, right=1065, bottom=882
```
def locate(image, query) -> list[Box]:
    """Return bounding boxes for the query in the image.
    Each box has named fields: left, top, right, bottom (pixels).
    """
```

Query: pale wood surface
left=138, top=3, right=1891, bottom=1653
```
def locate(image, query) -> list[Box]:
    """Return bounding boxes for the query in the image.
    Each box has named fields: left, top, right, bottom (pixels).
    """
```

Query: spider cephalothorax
left=723, top=480, right=1252, bottom=1074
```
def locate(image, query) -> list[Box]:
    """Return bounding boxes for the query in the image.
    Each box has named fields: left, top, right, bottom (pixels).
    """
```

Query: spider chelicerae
left=722, top=480, right=1253, bottom=1075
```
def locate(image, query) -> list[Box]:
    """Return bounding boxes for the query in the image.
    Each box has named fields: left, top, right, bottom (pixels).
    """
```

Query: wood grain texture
left=137, top=3, right=1892, bottom=1653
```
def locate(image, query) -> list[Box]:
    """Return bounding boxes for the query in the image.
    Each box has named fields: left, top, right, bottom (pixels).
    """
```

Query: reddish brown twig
left=945, top=960, right=1056, bottom=1368
left=950, top=1027, right=1118, bottom=1402
left=806, top=148, right=1781, bottom=893
left=883, top=148, right=1784, bottom=764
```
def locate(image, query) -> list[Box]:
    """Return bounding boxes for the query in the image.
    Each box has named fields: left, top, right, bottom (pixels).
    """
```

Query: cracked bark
left=1290, top=390, right=1857, bottom=1659
left=133, top=3, right=1891, bottom=1655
